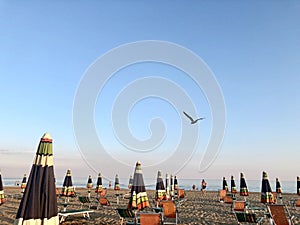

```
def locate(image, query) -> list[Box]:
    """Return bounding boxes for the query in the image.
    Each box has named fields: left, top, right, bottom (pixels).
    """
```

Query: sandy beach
left=0, top=187, right=299, bottom=224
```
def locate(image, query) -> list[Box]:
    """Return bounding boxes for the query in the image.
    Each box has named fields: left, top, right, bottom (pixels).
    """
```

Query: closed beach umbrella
left=174, top=176, right=178, bottom=190
left=128, top=175, right=133, bottom=189
left=95, top=173, right=103, bottom=193
left=21, top=174, right=26, bottom=193
left=0, top=172, right=6, bottom=205
left=86, top=175, right=93, bottom=198
left=240, top=172, right=249, bottom=196
left=261, top=171, right=274, bottom=204
left=170, top=174, right=174, bottom=197
left=276, top=178, right=282, bottom=194
left=14, top=133, right=59, bottom=225
left=128, top=161, right=149, bottom=210
left=297, top=176, right=300, bottom=195
left=165, top=173, right=170, bottom=199
left=222, top=177, right=228, bottom=191
left=87, top=175, right=93, bottom=189
left=231, top=175, right=237, bottom=194
left=155, top=170, right=165, bottom=200
left=114, top=174, right=120, bottom=191
left=61, top=169, right=75, bottom=197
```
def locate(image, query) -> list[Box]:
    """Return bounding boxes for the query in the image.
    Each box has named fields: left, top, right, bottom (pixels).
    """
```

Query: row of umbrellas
left=222, top=172, right=300, bottom=204
left=1, top=132, right=300, bottom=224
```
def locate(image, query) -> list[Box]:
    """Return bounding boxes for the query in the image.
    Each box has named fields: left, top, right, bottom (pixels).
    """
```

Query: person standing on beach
left=201, top=179, right=207, bottom=194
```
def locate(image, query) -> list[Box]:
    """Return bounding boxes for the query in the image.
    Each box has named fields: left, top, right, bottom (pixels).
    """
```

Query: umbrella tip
left=42, top=133, right=52, bottom=139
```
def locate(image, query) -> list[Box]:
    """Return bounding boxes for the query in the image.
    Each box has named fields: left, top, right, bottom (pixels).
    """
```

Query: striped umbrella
left=297, top=176, right=300, bottom=195
left=95, top=173, right=103, bottom=193
left=128, top=161, right=149, bottom=210
left=240, top=172, right=249, bottom=196
left=87, top=175, right=93, bottom=198
left=165, top=173, right=170, bottom=199
left=0, top=172, right=6, bottom=205
left=276, top=177, right=283, bottom=203
left=20, top=174, right=26, bottom=193
left=128, top=175, right=133, bottom=189
left=276, top=178, right=282, bottom=194
left=87, top=175, right=93, bottom=189
left=61, top=169, right=75, bottom=198
left=14, top=133, right=59, bottom=224
left=174, top=176, right=178, bottom=190
left=231, top=175, right=237, bottom=194
left=222, top=177, right=228, bottom=191
left=155, top=170, right=165, bottom=201
left=114, top=174, right=120, bottom=191
left=170, top=174, right=174, bottom=198
left=261, top=171, right=274, bottom=203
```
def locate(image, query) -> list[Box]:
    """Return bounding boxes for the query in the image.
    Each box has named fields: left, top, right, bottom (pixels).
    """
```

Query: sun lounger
left=139, top=213, right=162, bottom=225
left=116, top=208, right=137, bottom=225
left=96, top=197, right=110, bottom=209
left=58, top=209, right=94, bottom=223
left=78, top=196, right=92, bottom=209
left=233, top=201, right=246, bottom=212
left=266, top=204, right=294, bottom=225
left=234, top=211, right=264, bottom=224
left=218, top=190, right=227, bottom=202
left=161, top=200, right=178, bottom=224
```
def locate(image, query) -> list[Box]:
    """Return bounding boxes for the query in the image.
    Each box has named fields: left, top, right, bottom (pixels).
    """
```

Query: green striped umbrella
left=20, top=174, right=26, bottom=193
left=231, top=175, right=237, bottom=194
left=155, top=170, right=165, bottom=200
left=114, top=174, right=120, bottom=191
left=95, top=173, right=103, bottom=193
left=261, top=171, right=274, bottom=203
left=128, top=175, right=133, bottom=190
left=222, top=177, right=228, bottom=191
left=61, top=169, right=75, bottom=198
left=14, top=133, right=58, bottom=224
left=239, top=172, right=249, bottom=197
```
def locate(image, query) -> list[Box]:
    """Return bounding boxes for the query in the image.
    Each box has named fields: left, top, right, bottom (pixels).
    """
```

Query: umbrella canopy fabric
left=240, top=172, right=249, bottom=196
left=0, top=172, right=6, bottom=205
left=222, top=177, right=228, bottom=191
left=128, top=175, right=133, bottom=189
left=231, top=176, right=237, bottom=193
left=155, top=170, right=165, bottom=200
left=87, top=175, right=93, bottom=189
left=114, top=174, right=120, bottom=191
left=14, top=133, right=59, bottom=225
left=128, top=161, right=149, bottom=210
left=174, top=176, right=178, bottom=190
left=261, top=171, right=274, bottom=204
left=61, top=169, right=75, bottom=197
left=297, top=176, right=300, bottom=195
left=95, top=173, right=103, bottom=193
left=276, top=178, right=282, bottom=194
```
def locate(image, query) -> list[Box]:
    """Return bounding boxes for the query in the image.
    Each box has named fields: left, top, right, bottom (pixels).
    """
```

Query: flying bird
left=183, top=111, right=205, bottom=124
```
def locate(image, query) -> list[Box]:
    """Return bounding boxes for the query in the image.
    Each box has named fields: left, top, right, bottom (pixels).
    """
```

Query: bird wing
left=183, top=111, right=194, bottom=122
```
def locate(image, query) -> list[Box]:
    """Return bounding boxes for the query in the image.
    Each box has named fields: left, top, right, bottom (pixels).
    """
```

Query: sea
left=3, top=177, right=298, bottom=194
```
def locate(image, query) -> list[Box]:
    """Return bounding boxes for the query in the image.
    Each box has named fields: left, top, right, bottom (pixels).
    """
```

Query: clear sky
left=0, top=1, right=299, bottom=182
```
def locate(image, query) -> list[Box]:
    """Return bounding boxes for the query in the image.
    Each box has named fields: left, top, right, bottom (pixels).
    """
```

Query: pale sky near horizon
left=0, top=1, right=299, bottom=182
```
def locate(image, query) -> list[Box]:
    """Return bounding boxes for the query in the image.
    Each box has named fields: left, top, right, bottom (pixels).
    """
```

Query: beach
left=1, top=187, right=299, bottom=224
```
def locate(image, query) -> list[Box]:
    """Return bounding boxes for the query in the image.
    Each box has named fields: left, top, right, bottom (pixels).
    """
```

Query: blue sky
left=0, top=1, right=299, bottom=182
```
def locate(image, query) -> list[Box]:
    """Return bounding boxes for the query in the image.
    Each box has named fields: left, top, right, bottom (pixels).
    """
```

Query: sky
left=0, top=1, right=299, bottom=183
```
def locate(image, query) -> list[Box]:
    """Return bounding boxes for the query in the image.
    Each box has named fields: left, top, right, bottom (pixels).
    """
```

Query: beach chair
left=234, top=211, right=264, bottom=224
left=224, top=194, right=233, bottom=204
left=296, top=199, right=300, bottom=208
left=116, top=208, right=137, bottom=225
left=100, top=188, right=107, bottom=197
left=161, top=201, right=178, bottom=224
left=233, top=201, right=246, bottom=212
left=58, top=209, right=94, bottom=223
left=139, top=213, right=162, bottom=225
left=267, top=204, right=294, bottom=225
left=219, top=190, right=227, bottom=202
left=96, top=197, right=110, bottom=209
left=78, top=196, right=92, bottom=209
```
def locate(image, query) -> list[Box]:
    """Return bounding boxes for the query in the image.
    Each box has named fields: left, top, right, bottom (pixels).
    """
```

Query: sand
left=1, top=187, right=299, bottom=224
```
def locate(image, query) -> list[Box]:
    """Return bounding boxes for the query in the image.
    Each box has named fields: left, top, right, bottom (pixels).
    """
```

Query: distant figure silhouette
left=183, top=111, right=205, bottom=124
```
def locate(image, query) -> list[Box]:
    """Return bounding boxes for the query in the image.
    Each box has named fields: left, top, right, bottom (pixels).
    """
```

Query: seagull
left=183, top=111, right=205, bottom=124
